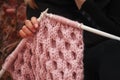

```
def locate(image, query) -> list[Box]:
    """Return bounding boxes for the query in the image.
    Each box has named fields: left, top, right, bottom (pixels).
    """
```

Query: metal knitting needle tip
left=44, top=8, right=49, bottom=13
left=37, top=8, right=49, bottom=21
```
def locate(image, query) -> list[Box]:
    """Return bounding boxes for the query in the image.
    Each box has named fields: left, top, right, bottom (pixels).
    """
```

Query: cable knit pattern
left=2, top=13, right=84, bottom=80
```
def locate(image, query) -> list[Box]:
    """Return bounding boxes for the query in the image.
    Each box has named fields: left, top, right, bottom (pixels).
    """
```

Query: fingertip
left=19, top=30, right=27, bottom=38
left=31, top=17, right=38, bottom=28
left=34, top=23, right=38, bottom=28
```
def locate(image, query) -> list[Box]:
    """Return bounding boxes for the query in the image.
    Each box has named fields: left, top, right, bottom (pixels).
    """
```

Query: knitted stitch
left=2, top=13, right=84, bottom=80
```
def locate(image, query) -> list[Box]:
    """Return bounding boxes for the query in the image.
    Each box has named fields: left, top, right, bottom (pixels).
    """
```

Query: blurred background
left=0, top=0, right=26, bottom=79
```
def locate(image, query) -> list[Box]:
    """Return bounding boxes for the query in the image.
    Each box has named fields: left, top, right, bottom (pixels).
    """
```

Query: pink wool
left=3, top=14, right=84, bottom=80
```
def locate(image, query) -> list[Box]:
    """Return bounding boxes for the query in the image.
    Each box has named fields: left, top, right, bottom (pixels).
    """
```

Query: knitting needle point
left=37, top=8, right=49, bottom=21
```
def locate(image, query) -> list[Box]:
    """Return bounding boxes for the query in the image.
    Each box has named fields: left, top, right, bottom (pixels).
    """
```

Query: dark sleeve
left=81, top=0, right=120, bottom=36
left=26, top=5, right=42, bottom=20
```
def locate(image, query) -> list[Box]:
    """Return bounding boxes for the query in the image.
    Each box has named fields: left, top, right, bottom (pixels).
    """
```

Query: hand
left=19, top=17, right=38, bottom=38
left=75, top=0, right=86, bottom=9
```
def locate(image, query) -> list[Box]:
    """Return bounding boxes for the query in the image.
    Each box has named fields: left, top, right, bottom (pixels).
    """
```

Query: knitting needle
left=42, top=9, right=120, bottom=41
left=78, top=24, right=120, bottom=41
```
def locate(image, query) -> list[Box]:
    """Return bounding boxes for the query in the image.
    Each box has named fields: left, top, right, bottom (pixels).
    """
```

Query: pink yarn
left=2, top=14, right=84, bottom=80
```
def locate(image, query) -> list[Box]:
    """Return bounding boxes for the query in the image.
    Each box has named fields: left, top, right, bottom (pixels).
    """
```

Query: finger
left=19, top=30, right=27, bottom=38
left=22, top=25, right=34, bottom=36
left=31, top=17, right=38, bottom=28
left=25, top=20, right=36, bottom=32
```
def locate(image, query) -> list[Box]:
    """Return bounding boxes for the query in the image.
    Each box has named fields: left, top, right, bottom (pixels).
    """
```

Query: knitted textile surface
left=3, top=13, right=84, bottom=80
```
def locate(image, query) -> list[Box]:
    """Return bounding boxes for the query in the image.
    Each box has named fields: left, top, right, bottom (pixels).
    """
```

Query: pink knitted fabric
left=2, top=13, right=84, bottom=80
